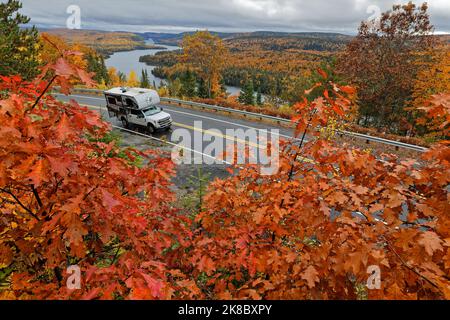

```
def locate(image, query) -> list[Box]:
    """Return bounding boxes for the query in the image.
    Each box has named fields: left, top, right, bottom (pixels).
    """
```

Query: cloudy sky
left=16, top=0, right=450, bottom=34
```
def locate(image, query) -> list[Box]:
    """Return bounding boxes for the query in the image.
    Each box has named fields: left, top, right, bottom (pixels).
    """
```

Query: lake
left=105, top=44, right=180, bottom=88
left=105, top=42, right=241, bottom=96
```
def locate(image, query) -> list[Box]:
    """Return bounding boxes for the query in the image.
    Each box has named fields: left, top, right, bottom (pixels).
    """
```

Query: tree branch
left=30, top=75, right=57, bottom=111
left=0, top=188, right=40, bottom=221
left=383, top=237, right=441, bottom=291
left=31, top=184, right=43, bottom=208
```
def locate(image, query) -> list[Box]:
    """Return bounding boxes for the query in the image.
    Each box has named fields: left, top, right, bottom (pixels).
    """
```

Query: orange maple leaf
left=301, top=265, right=320, bottom=289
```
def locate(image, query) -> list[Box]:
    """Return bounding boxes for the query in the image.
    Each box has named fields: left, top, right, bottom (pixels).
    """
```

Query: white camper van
left=104, top=87, right=172, bottom=133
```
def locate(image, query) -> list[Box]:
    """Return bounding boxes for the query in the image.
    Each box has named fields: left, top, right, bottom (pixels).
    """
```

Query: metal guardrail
left=162, top=97, right=290, bottom=123
left=58, top=87, right=429, bottom=153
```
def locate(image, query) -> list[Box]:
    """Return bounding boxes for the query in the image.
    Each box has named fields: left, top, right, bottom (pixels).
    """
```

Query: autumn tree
left=107, top=67, right=122, bottom=86
left=181, top=31, right=228, bottom=98
left=416, top=94, right=450, bottom=140
left=0, top=43, right=200, bottom=299
left=337, top=2, right=437, bottom=134
left=127, top=70, right=139, bottom=87
left=409, top=44, right=450, bottom=136
left=0, top=0, right=40, bottom=80
left=40, top=33, right=110, bottom=88
left=182, top=71, right=450, bottom=300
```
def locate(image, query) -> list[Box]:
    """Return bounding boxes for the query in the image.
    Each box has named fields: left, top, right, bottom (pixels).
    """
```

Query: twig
left=383, top=236, right=441, bottom=291
left=30, top=75, right=57, bottom=111
left=110, top=246, right=121, bottom=266
left=0, top=188, right=40, bottom=221
left=31, top=185, right=43, bottom=208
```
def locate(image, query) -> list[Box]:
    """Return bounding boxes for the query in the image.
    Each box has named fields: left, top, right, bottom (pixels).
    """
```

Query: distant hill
left=138, top=31, right=353, bottom=46
left=39, top=28, right=353, bottom=57
left=140, top=31, right=353, bottom=101
left=42, top=29, right=164, bottom=56
left=437, top=34, right=450, bottom=44
left=41, top=28, right=447, bottom=58
left=138, top=31, right=234, bottom=45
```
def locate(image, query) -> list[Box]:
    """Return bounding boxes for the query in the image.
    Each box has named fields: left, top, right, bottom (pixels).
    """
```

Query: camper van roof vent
left=120, top=87, right=128, bottom=93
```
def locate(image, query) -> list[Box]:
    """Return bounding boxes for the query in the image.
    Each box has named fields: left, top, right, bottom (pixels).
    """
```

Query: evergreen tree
left=180, top=69, right=197, bottom=97
left=219, top=77, right=228, bottom=97
left=98, top=56, right=109, bottom=85
left=86, top=53, right=110, bottom=85
left=118, top=71, right=126, bottom=84
left=140, top=69, right=150, bottom=88
left=0, top=0, right=40, bottom=80
left=238, top=80, right=255, bottom=105
left=168, top=78, right=182, bottom=97
left=256, top=89, right=263, bottom=106
left=198, top=78, right=209, bottom=99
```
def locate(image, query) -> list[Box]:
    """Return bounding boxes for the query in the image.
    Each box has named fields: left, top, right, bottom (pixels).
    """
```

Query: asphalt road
left=55, top=93, right=301, bottom=166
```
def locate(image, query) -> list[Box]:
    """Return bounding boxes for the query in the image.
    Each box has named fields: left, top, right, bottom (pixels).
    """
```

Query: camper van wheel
left=121, top=118, right=129, bottom=129
left=147, top=124, right=155, bottom=134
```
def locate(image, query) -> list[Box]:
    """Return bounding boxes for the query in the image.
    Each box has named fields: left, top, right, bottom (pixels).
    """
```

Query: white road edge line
left=66, top=100, right=232, bottom=165
left=112, top=125, right=233, bottom=166
left=56, top=93, right=303, bottom=142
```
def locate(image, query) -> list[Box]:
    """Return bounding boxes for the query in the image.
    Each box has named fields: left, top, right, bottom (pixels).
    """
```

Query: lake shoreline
left=105, top=43, right=241, bottom=96
left=102, top=45, right=167, bottom=59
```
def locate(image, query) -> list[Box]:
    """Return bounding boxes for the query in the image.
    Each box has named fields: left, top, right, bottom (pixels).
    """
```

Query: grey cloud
left=14, top=0, right=450, bottom=33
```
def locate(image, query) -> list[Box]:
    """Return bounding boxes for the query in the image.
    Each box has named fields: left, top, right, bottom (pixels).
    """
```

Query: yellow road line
left=81, top=103, right=266, bottom=149
left=173, top=122, right=264, bottom=149
left=75, top=103, right=314, bottom=164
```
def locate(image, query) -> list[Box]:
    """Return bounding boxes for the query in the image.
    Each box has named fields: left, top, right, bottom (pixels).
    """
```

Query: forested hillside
left=43, top=29, right=164, bottom=56
left=142, top=32, right=351, bottom=103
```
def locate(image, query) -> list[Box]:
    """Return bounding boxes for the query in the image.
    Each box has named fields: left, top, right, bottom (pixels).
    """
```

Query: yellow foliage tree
left=157, top=86, right=169, bottom=97
left=410, top=44, right=450, bottom=135
left=127, top=70, right=139, bottom=87
left=412, top=45, right=450, bottom=108
left=181, top=31, right=228, bottom=98
left=39, top=33, right=92, bottom=71
left=39, top=33, right=99, bottom=87
left=108, top=67, right=122, bottom=86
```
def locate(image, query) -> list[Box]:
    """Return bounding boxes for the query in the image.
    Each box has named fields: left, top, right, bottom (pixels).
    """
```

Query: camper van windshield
left=142, top=106, right=161, bottom=116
